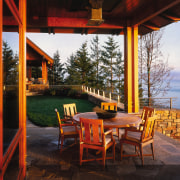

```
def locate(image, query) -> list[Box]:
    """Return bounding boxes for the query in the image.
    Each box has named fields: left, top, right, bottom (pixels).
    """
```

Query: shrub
left=80, top=92, right=88, bottom=99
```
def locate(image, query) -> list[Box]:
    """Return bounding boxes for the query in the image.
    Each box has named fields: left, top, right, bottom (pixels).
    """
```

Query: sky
left=3, top=21, right=180, bottom=72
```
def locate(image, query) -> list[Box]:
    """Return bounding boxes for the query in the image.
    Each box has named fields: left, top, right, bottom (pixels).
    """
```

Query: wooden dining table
left=73, top=112, right=142, bottom=129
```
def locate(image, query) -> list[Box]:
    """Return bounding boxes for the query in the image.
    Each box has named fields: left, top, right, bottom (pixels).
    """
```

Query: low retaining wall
left=155, top=110, right=180, bottom=141
left=88, top=94, right=180, bottom=141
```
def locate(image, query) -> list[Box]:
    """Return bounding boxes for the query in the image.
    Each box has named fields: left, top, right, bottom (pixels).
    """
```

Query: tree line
left=49, top=32, right=172, bottom=103
left=48, top=35, right=124, bottom=96
left=2, top=31, right=173, bottom=104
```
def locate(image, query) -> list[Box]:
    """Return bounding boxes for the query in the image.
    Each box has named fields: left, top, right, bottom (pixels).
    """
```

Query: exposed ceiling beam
left=142, top=24, right=160, bottom=31
left=131, top=0, right=180, bottom=26
left=4, top=0, right=22, bottom=25
left=162, top=14, right=180, bottom=22
left=27, top=17, right=124, bottom=29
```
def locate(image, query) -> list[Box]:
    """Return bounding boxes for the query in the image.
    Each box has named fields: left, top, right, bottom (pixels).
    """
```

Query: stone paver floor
left=26, top=120, right=180, bottom=180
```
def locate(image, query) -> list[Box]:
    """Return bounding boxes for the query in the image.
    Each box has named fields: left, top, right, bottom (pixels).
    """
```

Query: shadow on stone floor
left=26, top=123, right=180, bottom=180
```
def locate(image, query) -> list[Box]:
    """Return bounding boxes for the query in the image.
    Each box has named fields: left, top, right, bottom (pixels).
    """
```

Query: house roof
left=26, top=37, right=54, bottom=67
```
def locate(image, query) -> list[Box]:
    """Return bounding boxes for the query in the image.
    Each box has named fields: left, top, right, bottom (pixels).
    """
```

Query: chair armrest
left=102, top=129, right=114, bottom=146
left=104, top=129, right=113, bottom=136
left=64, top=115, right=73, bottom=119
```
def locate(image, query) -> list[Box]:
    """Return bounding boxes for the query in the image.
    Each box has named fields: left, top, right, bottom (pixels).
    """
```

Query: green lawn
left=27, top=96, right=96, bottom=127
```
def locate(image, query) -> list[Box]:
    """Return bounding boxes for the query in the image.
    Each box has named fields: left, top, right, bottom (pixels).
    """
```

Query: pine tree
left=74, top=42, right=95, bottom=86
left=113, top=49, right=124, bottom=99
left=48, top=50, right=64, bottom=85
left=90, top=35, right=102, bottom=88
left=101, top=36, right=119, bottom=93
left=3, top=41, right=18, bottom=85
left=65, top=53, right=80, bottom=85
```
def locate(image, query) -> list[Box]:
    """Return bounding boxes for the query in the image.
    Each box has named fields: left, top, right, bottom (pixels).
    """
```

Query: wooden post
left=19, top=0, right=27, bottom=178
left=42, top=60, right=47, bottom=84
left=0, top=0, right=3, bottom=173
left=124, top=26, right=139, bottom=113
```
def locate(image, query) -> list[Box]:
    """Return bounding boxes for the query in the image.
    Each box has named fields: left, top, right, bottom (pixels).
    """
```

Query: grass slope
left=27, top=96, right=96, bottom=127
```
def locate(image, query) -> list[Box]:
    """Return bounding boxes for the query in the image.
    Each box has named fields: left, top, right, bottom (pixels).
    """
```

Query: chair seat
left=62, top=126, right=78, bottom=135
left=127, top=131, right=141, bottom=140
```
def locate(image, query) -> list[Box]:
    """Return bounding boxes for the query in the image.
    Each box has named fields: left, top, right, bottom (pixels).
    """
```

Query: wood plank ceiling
left=3, top=0, right=180, bottom=35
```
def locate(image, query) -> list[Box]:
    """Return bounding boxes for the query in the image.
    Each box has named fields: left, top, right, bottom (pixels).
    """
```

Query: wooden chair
left=55, top=108, right=79, bottom=154
left=101, top=102, right=117, bottom=111
left=120, top=116, right=156, bottom=165
left=79, top=117, right=115, bottom=168
left=141, top=106, right=155, bottom=121
left=63, top=103, right=78, bottom=124
left=101, top=102, right=120, bottom=138
left=137, top=106, right=155, bottom=131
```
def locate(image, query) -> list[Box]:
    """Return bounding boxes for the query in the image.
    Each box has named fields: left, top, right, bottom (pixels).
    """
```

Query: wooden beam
left=162, top=14, right=180, bottom=21
left=0, top=0, right=3, bottom=172
left=4, top=0, right=22, bottom=25
left=142, top=24, right=160, bottom=31
left=26, top=38, right=54, bottom=65
left=28, top=17, right=124, bottom=29
left=131, top=0, right=180, bottom=26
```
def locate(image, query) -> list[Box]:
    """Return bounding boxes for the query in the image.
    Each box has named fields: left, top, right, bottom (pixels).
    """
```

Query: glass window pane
left=3, top=1, right=19, bottom=154
left=3, top=144, right=19, bottom=179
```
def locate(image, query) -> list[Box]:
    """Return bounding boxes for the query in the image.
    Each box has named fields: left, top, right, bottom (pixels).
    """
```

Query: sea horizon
left=162, top=70, right=180, bottom=109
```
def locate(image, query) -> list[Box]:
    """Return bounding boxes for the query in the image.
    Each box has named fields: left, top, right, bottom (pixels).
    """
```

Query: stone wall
left=88, top=94, right=180, bottom=141
left=155, top=110, right=180, bottom=141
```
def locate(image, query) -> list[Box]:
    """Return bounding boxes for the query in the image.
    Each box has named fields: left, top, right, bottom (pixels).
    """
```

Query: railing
left=83, top=85, right=178, bottom=110
left=82, top=86, right=121, bottom=104
left=139, top=97, right=178, bottom=109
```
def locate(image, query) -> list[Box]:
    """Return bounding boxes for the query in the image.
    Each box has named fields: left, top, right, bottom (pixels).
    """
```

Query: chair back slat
left=63, top=103, right=77, bottom=117
left=142, top=117, right=155, bottom=140
left=101, top=102, right=117, bottom=111
left=84, top=123, right=91, bottom=142
left=80, top=118, right=103, bottom=146
left=141, top=106, right=155, bottom=121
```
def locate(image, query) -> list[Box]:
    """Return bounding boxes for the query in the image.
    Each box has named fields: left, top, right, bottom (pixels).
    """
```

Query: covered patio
left=25, top=119, right=180, bottom=179
left=1, top=0, right=180, bottom=179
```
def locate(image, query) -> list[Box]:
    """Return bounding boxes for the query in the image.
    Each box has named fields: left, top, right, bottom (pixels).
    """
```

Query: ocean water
left=164, top=79, right=180, bottom=109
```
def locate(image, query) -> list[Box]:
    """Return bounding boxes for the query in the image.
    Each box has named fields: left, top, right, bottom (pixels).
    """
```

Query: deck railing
left=83, top=85, right=178, bottom=109
left=82, top=85, right=121, bottom=104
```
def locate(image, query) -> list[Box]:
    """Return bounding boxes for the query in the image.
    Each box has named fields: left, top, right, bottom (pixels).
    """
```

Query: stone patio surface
left=26, top=119, right=180, bottom=180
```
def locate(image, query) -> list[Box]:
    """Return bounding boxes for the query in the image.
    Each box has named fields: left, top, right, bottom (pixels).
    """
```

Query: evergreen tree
left=113, top=49, right=124, bottom=99
left=65, top=53, right=80, bottom=85
left=101, top=36, right=119, bottom=93
left=90, top=35, right=103, bottom=88
left=74, top=42, right=95, bottom=86
left=3, top=41, right=18, bottom=85
left=48, top=50, right=64, bottom=85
